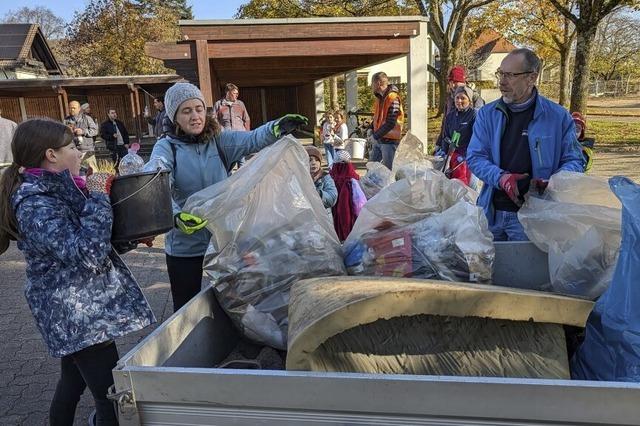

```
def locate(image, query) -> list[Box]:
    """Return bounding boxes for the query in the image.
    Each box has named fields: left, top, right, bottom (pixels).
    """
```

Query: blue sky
left=0, top=0, right=245, bottom=22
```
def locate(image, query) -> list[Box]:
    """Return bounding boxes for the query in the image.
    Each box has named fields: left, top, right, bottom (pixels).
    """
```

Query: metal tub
left=112, top=242, right=640, bottom=425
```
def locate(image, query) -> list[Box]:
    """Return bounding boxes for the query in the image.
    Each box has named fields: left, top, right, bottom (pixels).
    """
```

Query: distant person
left=0, top=108, right=18, bottom=165
left=305, top=145, right=337, bottom=211
left=437, top=66, right=484, bottom=152
left=466, top=48, right=584, bottom=241
left=100, top=108, right=130, bottom=166
left=213, top=83, right=251, bottom=167
left=64, top=100, right=98, bottom=170
left=368, top=71, right=404, bottom=170
left=330, top=150, right=366, bottom=241
left=436, top=86, right=477, bottom=186
left=81, top=102, right=92, bottom=117
left=321, top=111, right=336, bottom=168
left=144, top=95, right=167, bottom=139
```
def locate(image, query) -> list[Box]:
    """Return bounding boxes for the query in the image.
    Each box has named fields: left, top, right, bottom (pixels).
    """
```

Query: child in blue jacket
left=0, top=118, right=155, bottom=425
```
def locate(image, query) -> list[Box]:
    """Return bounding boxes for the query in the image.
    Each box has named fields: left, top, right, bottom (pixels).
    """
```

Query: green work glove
left=175, top=212, right=208, bottom=235
left=273, top=114, right=309, bottom=138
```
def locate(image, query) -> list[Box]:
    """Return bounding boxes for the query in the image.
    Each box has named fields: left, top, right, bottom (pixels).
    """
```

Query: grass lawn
left=426, top=113, right=640, bottom=148
left=587, top=120, right=640, bottom=146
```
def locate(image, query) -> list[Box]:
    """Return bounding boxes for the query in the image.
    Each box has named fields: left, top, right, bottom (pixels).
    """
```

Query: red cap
left=448, top=66, right=466, bottom=83
left=571, top=112, right=586, bottom=140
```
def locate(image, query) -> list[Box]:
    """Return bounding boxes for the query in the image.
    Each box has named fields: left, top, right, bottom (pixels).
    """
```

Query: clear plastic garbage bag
left=183, top=137, right=346, bottom=349
left=518, top=171, right=621, bottom=300
left=571, top=176, right=640, bottom=381
left=392, top=131, right=440, bottom=184
left=344, top=168, right=493, bottom=282
left=359, top=162, right=394, bottom=199
left=118, top=145, right=145, bottom=176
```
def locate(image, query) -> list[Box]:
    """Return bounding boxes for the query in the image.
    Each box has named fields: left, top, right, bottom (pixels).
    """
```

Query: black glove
left=273, top=114, right=309, bottom=137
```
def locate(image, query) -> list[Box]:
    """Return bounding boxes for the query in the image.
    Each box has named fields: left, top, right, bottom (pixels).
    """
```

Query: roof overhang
left=146, top=16, right=427, bottom=87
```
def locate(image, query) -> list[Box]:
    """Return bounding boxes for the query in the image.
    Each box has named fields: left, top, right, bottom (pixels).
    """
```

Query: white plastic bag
left=183, top=137, right=346, bottom=349
left=344, top=168, right=493, bottom=282
left=518, top=171, right=621, bottom=299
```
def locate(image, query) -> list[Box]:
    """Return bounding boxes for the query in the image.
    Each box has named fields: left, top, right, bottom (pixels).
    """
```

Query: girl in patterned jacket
left=0, top=118, right=156, bottom=425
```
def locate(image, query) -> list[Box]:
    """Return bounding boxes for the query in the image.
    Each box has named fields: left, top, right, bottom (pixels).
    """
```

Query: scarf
left=24, top=167, right=87, bottom=190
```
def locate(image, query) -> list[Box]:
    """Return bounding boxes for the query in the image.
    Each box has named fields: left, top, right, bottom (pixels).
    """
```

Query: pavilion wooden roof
left=146, top=17, right=427, bottom=88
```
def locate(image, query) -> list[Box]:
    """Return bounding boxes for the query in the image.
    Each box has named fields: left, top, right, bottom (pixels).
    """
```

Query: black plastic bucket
left=109, top=169, right=174, bottom=243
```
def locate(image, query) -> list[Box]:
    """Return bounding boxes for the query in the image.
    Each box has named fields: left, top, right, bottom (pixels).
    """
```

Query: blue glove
left=435, top=149, right=446, bottom=158
left=273, top=114, right=309, bottom=138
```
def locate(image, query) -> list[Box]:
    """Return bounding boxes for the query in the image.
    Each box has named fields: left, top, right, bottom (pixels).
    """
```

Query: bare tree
left=547, top=0, right=637, bottom=113
left=1, top=6, right=66, bottom=40
left=591, top=9, right=640, bottom=80
left=414, top=0, right=498, bottom=116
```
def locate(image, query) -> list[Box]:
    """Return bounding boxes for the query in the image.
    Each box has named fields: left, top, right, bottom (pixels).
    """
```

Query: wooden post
left=133, top=86, right=143, bottom=143
left=53, top=85, right=68, bottom=120
left=128, top=84, right=141, bottom=143
left=195, top=40, right=213, bottom=107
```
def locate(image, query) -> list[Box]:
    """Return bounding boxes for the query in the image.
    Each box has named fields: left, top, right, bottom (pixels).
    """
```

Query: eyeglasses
left=495, top=70, right=533, bottom=80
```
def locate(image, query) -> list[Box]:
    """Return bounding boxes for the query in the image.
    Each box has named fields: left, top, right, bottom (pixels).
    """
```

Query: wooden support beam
left=207, top=39, right=409, bottom=59
left=211, top=55, right=392, bottom=71
left=145, top=42, right=192, bottom=60
left=195, top=40, right=213, bottom=107
left=181, top=22, right=421, bottom=41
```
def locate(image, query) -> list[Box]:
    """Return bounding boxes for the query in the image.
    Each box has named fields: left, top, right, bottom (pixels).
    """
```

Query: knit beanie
left=305, top=145, right=323, bottom=162
left=453, top=86, right=474, bottom=105
left=164, top=82, right=206, bottom=123
left=448, top=66, right=466, bottom=83
left=571, top=111, right=586, bottom=140
left=335, top=149, right=351, bottom=163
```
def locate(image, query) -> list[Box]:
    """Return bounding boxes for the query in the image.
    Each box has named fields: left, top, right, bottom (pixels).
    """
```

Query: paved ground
left=0, top=239, right=173, bottom=426
left=1, top=146, right=638, bottom=425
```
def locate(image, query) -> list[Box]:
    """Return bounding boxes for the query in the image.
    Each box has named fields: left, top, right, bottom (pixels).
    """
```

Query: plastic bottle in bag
left=118, top=142, right=145, bottom=175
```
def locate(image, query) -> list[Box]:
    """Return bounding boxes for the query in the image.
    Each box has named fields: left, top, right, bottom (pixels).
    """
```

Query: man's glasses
left=495, top=70, right=533, bottom=80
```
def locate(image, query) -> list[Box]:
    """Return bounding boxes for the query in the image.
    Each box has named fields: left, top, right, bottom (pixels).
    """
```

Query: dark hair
left=225, top=83, right=238, bottom=93
left=0, top=119, right=74, bottom=251
left=107, top=107, right=116, bottom=114
left=155, top=95, right=164, bottom=103
left=510, top=48, right=541, bottom=74
left=174, top=114, right=221, bottom=143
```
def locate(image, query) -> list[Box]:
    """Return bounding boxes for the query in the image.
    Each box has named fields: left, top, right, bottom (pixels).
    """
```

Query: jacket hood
left=375, top=84, right=400, bottom=99
left=13, top=169, right=81, bottom=210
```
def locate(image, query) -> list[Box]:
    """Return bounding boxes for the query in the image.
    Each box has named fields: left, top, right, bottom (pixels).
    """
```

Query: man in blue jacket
left=466, top=48, right=584, bottom=241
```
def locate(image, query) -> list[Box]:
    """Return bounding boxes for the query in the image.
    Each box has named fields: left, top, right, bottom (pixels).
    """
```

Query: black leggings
left=166, top=254, right=205, bottom=311
left=50, top=341, right=119, bottom=426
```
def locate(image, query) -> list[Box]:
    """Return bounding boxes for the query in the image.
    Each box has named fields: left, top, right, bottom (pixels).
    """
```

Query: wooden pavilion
left=146, top=16, right=430, bottom=143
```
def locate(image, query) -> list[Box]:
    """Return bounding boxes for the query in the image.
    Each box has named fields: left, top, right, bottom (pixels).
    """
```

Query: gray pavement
left=0, top=239, right=173, bottom=425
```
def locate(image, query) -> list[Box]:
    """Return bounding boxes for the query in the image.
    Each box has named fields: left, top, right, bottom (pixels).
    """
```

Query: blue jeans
left=490, top=210, right=529, bottom=241
left=323, top=143, right=335, bottom=168
left=371, top=142, right=397, bottom=170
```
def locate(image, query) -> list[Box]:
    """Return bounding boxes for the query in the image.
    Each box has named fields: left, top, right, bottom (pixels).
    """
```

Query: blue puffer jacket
left=466, top=93, right=584, bottom=225
left=12, top=170, right=156, bottom=357
left=150, top=121, right=278, bottom=257
left=314, top=173, right=338, bottom=210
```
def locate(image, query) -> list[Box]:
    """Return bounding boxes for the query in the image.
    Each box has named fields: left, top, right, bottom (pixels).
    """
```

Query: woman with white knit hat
left=150, top=82, right=308, bottom=311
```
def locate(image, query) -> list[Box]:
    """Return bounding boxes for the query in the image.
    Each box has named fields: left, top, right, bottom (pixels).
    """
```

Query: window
left=388, top=76, right=401, bottom=85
